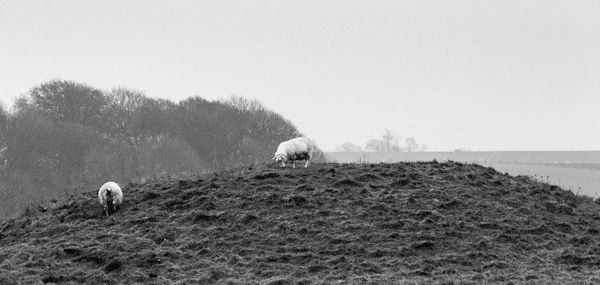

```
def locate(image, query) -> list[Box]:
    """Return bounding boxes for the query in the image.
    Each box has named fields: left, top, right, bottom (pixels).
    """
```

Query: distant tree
left=381, top=130, right=399, bottom=152
left=226, top=95, right=263, bottom=114
left=4, top=110, right=57, bottom=180
left=335, top=142, right=363, bottom=152
left=224, top=95, right=299, bottom=145
left=0, top=103, right=9, bottom=174
left=365, top=130, right=403, bottom=152
left=104, top=88, right=147, bottom=143
left=405, top=137, right=419, bottom=152
left=365, top=139, right=383, bottom=152
left=223, top=95, right=304, bottom=164
left=170, top=97, right=224, bottom=169
left=4, top=108, right=102, bottom=188
left=0, top=103, right=8, bottom=135
left=19, top=79, right=108, bottom=127
left=105, top=88, right=175, bottom=146
left=136, top=98, right=175, bottom=139
left=168, top=95, right=309, bottom=170
left=52, top=122, right=102, bottom=186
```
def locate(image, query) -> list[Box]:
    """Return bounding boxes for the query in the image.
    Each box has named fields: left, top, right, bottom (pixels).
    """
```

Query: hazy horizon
left=1, top=1, right=599, bottom=151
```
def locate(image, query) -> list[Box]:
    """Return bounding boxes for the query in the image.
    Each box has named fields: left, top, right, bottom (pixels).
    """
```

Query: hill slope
left=1, top=162, right=600, bottom=284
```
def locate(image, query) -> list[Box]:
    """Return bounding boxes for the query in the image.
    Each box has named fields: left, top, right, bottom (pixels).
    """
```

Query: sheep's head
left=273, top=155, right=287, bottom=168
left=105, top=189, right=114, bottom=204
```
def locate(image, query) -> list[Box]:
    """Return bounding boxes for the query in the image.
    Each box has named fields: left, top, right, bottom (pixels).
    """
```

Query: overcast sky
left=1, top=0, right=599, bottom=151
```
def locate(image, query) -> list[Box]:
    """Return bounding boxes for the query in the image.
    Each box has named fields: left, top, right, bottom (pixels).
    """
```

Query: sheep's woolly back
left=98, top=182, right=123, bottom=206
left=274, top=137, right=314, bottom=158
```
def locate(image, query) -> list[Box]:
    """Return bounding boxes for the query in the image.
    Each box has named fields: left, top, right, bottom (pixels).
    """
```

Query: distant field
left=481, top=162, right=600, bottom=197
left=327, top=151, right=600, bottom=197
left=327, top=151, right=600, bottom=164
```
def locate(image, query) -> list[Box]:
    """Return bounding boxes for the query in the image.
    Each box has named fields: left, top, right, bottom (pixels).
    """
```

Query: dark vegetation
left=0, top=79, right=321, bottom=218
left=2, top=162, right=600, bottom=283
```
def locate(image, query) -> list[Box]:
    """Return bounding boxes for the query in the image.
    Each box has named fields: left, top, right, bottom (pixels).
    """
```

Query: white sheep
left=273, top=137, right=315, bottom=168
left=98, top=182, right=123, bottom=217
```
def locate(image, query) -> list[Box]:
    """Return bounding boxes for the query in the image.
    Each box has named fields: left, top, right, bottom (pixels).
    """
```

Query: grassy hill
left=1, top=162, right=600, bottom=284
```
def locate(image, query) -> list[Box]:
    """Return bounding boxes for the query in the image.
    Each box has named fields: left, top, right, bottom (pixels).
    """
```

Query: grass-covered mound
left=1, top=162, right=600, bottom=284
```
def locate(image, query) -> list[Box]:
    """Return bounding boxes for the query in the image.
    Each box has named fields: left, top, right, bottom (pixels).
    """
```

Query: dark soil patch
left=104, top=259, right=123, bottom=272
left=42, top=275, right=65, bottom=284
left=253, top=172, right=281, bottom=180
left=332, top=179, right=363, bottom=188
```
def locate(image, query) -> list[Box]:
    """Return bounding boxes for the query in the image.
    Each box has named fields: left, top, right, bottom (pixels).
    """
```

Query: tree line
left=0, top=79, right=307, bottom=218
left=334, top=130, right=427, bottom=152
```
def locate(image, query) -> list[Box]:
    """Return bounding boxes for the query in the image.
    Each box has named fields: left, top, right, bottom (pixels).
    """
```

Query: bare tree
left=105, top=88, right=174, bottom=147
left=405, top=137, right=419, bottom=152
left=335, top=142, right=363, bottom=152
left=0, top=103, right=9, bottom=175
left=365, top=139, right=384, bottom=152
left=104, top=88, right=147, bottom=144
left=365, top=130, right=403, bottom=152
left=22, top=79, right=107, bottom=127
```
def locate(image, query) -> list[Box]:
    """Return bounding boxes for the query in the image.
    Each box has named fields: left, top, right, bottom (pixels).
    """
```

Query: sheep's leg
left=113, top=204, right=117, bottom=213
left=292, top=161, right=296, bottom=168
left=304, top=158, right=310, bottom=168
left=104, top=206, right=109, bottom=217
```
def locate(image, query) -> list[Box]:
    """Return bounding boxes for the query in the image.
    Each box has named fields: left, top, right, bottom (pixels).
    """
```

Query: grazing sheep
left=98, top=182, right=123, bottom=217
left=273, top=137, right=315, bottom=168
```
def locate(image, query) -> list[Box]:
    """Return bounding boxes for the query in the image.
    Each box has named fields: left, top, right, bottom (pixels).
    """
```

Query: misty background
left=1, top=1, right=599, bottom=151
